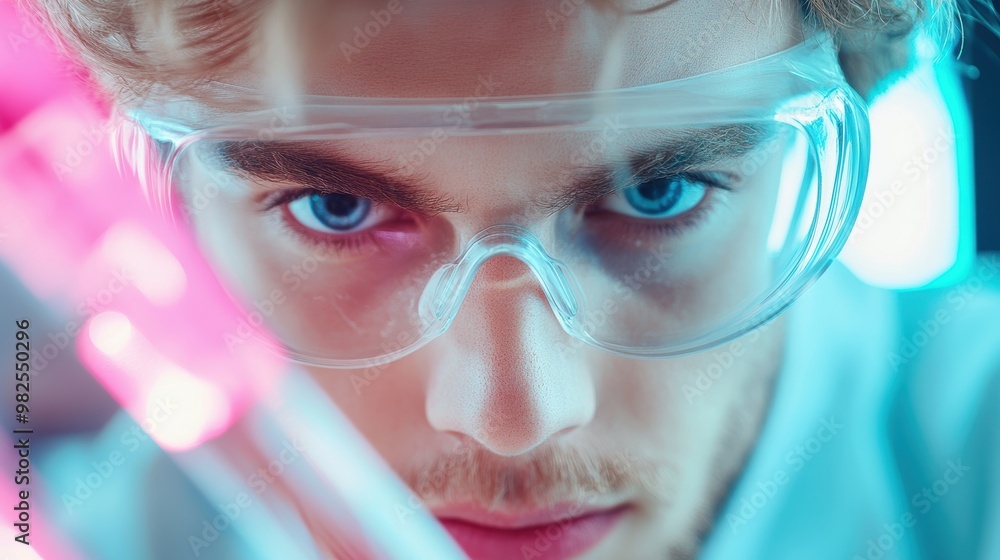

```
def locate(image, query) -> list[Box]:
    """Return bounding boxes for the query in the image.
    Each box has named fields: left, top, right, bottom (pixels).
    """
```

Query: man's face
left=163, top=0, right=802, bottom=557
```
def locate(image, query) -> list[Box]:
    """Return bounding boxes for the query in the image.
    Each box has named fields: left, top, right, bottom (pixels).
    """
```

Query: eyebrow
left=216, top=142, right=464, bottom=215
left=215, top=123, right=768, bottom=215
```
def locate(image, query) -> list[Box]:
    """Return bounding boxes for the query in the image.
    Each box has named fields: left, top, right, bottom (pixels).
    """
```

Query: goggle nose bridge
left=418, top=224, right=584, bottom=337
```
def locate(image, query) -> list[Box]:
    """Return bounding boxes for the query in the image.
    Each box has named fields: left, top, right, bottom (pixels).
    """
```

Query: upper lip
left=433, top=502, right=628, bottom=529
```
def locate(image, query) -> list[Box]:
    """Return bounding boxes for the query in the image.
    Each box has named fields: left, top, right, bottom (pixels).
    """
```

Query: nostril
left=471, top=413, right=588, bottom=457
left=475, top=407, right=551, bottom=456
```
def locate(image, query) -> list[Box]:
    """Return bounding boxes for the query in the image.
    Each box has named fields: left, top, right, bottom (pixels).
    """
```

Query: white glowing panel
left=839, top=61, right=961, bottom=288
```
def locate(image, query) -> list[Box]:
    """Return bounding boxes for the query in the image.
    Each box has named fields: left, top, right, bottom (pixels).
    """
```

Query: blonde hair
left=26, top=0, right=966, bottom=104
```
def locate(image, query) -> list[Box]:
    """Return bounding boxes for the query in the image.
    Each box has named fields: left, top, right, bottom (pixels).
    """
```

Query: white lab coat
left=701, top=255, right=1000, bottom=560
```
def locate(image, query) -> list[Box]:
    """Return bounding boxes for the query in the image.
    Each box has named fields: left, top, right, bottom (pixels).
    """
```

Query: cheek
left=595, top=319, right=785, bottom=443
left=304, top=351, right=442, bottom=464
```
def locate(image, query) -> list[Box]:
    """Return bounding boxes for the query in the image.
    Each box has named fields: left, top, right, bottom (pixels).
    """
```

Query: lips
left=436, top=504, right=630, bottom=560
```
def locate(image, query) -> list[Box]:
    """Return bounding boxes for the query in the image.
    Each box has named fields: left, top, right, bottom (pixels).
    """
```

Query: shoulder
left=892, top=254, right=1000, bottom=377
left=884, top=254, right=1000, bottom=559
left=801, top=254, right=1000, bottom=380
left=782, top=255, right=1000, bottom=557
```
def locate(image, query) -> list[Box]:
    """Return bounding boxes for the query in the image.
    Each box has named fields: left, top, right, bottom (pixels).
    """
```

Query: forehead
left=206, top=0, right=803, bottom=101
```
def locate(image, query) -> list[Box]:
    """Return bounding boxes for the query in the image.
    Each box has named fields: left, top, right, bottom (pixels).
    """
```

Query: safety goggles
left=119, top=31, right=869, bottom=368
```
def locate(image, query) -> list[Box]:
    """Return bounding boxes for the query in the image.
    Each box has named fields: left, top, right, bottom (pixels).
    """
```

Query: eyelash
left=586, top=171, right=733, bottom=232
left=260, top=188, right=321, bottom=212
left=605, top=199, right=715, bottom=238
left=261, top=188, right=396, bottom=257
left=261, top=171, right=734, bottom=252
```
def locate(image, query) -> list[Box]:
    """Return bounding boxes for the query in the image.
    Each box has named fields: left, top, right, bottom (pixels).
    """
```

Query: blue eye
left=615, top=176, right=708, bottom=219
left=309, top=193, right=371, bottom=231
left=288, top=193, right=376, bottom=233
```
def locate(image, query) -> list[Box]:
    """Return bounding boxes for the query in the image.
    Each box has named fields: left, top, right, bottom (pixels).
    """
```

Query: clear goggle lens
left=127, top=33, right=868, bottom=367
left=161, top=112, right=856, bottom=366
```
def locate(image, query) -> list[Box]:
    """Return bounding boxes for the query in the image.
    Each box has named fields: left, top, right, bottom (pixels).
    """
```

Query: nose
left=425, top=256, right=597, bottom=457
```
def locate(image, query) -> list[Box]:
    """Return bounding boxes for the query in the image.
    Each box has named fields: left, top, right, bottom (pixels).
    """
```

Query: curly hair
left=24, top=0, right=971, bottom=104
